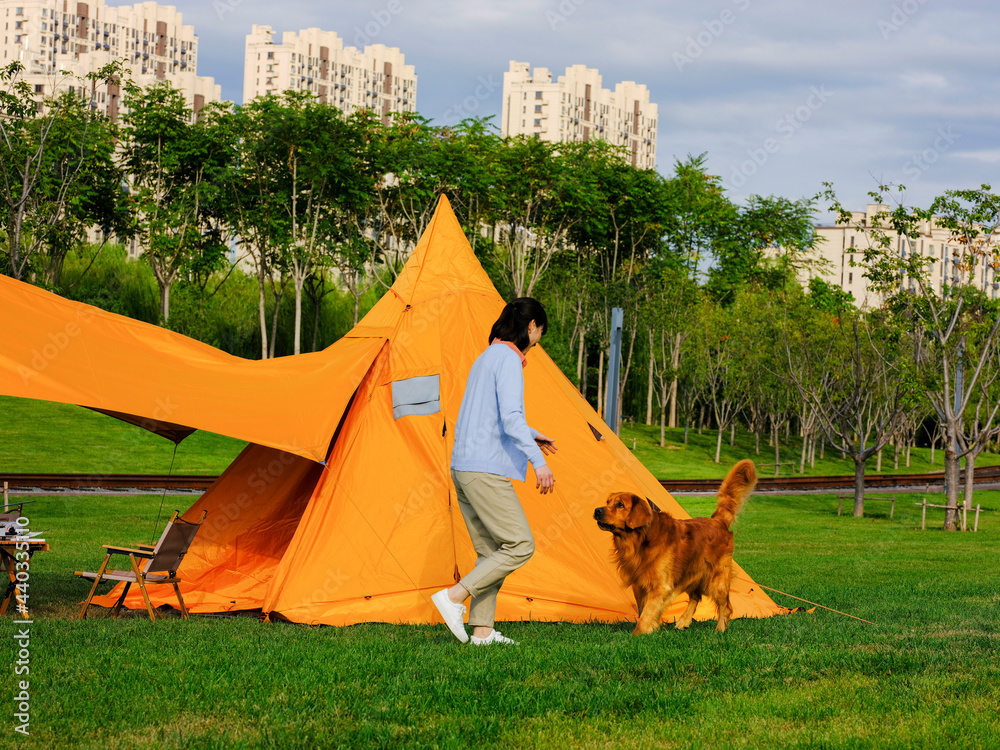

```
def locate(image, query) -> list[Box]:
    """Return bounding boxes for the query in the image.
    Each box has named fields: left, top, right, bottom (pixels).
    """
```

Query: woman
left=432, top=297, right=557, bottom=645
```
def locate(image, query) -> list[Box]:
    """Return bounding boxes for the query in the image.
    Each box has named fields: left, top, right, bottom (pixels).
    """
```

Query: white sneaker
left=470, top=629, right=519, bottom=646
left=431, top=589, right=469, bottom=643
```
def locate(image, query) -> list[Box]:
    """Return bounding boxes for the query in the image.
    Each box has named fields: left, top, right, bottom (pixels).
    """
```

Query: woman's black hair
left=489, top=297, right=548, bottom=351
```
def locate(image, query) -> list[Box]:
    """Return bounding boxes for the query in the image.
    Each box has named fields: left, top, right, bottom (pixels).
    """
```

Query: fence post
left=921, top=498, right=927, bottom=530
left=974, top=504, right=981, bottom=533
left=605, top=307, right=623, bottom=435
left=890, top=495, right=895, bottom=519
left=2, top=481, right=7, bottom=513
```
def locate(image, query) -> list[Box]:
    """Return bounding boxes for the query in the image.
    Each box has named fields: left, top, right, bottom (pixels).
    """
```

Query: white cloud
left=139, top=0, right=1000, bottom=210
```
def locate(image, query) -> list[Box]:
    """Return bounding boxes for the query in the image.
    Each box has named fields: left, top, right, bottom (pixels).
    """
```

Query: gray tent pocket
left=391, top=374, right=441, bottom=419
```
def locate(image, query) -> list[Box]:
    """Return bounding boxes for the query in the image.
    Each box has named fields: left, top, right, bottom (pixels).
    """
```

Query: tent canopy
left=0, top=274, right=383, bottom=461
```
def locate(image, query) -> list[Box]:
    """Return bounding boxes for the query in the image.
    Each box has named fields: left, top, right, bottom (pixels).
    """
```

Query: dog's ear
left=626, top=494, right=653, bottom=529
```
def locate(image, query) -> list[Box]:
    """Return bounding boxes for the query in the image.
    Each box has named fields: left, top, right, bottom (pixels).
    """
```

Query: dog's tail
left=711, top=459, right=757, bottom=529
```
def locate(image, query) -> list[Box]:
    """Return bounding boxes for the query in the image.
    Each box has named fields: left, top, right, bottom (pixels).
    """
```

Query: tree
left=692, top=300, right=748, bottom=463
left=645, top=264, right=699, bottom=444
left=707, top=194, right=819, bottom=306
left=784, top=301, right=915, bottom=515
left=487, top=137, right=598, bottom=297
left=825, top=183, right=1000, bottom=528
left=661, top=153, right=735, bottom=281
left=264, top=92, right=367, bottom=354
left=737, top=286, right=799, bottom=475
left=121, top=83, right=233, bottom=322
left=0, top=62, right=126, bottom=284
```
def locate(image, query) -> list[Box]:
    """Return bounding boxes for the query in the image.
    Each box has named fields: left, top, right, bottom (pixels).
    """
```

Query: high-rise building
left=501, top=61, right=658, bottom=169
left=0, top=0, right=220, bottom=120
left=243, top=25, right=416, bottom=119
left=798, top=204, right=1000, bottom=307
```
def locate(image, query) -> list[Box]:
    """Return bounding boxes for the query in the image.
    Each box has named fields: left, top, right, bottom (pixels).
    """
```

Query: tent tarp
left=0, top=278, right=384, bottom=462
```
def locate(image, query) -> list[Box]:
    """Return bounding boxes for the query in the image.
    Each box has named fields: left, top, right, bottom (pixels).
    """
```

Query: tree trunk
left=772, top=421, right=780, bottom=475
left=962, top=451, right=976, bottom=531
left=730, top=422, right=735, bottom=446
left=268, top=282, right=284, bottom=359
left=311, top=293, right=322, bottom=353
left=853, top=455, right=866, bottom=517
left=257, top=266, right=269, bottom=359
left=293, top=277, right=305, bottom=356
left=943, top=445, right=960, bottom=531
left=597, top=350, right=604, bottom=418
left=668, top=331, right=682, bottom=429
left=667, top=377, right=678, bottom=429
left=715, top=426, right=723, bottom=464
left=646, top=341, right=654, bottom=426
left=160, top=282, right=171, bottom=322
left=577, top=330, right=586, bottom=394
left=660, top=408, right=666, bottom=448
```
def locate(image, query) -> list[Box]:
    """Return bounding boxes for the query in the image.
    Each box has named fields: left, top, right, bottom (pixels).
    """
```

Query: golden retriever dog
left=593, top=459, right=757, bottom=635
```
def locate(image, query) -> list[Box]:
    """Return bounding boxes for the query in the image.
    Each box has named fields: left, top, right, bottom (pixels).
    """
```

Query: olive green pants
left=452, top=470, right=535, bottom=628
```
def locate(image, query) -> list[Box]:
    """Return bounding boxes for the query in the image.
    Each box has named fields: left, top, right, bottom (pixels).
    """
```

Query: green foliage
left=707, top=194, right=819, bottom=305
left=59, top=244, right=160, bottom=322
left=121, top=83, right=238, bottom=321
left=0, top=61, right=128, bottom=284
left=808, top=276, right=855, bottom=314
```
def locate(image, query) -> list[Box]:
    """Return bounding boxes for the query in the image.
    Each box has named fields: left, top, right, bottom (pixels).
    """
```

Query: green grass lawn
left=1, top=397, right=999, bottom=748
left=0, top=396, right=246, bottom=474
left=3, top=491, right=998, bottom=749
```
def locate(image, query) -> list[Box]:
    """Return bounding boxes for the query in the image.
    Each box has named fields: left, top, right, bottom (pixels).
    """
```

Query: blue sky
left=168, top=0, right=998, bottom=218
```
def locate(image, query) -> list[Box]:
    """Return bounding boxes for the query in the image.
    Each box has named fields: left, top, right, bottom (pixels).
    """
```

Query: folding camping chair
left=76, top=510, right=207, bottom=621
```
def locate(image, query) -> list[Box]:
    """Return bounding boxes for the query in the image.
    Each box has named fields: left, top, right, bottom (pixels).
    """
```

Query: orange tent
left=0, top=196, right=785, bottom=626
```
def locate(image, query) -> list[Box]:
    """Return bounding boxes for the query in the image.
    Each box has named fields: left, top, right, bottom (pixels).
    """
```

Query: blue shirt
left=451, top=342, right=546, bottom=481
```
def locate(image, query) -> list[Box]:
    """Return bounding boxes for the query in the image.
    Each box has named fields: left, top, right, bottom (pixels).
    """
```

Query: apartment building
left=243, top=25, right=416, bottom=119
left=501, top=61, right=658, bottom=169
left=1, top=0, right=220, bottom=119
left=806, top=204, right=1000, bottom=307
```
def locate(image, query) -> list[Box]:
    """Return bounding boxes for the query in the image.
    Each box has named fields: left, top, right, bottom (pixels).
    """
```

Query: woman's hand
left=535, top=465, right=555, bottom=494
left=535, top=432, right=558, bottom=456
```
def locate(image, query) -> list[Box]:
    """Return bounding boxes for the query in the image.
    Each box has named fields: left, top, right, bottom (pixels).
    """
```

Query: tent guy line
left=738, top=576, right=876, bottom=626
